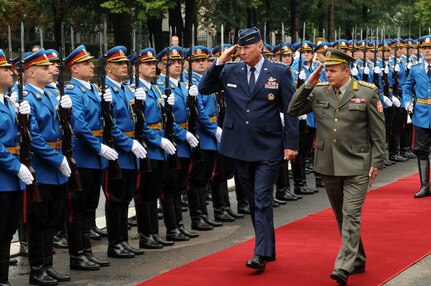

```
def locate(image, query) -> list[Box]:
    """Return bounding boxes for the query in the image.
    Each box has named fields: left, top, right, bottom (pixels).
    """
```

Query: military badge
left=326, top=50, right=331, bottom=58
left=119, top=49, right=125, bottom=56
left=268, top=77, right=276, bottom=82
left=172, top=49, right=179, bottom=56
left=52, top=52, right=58, bottom=58
left=377, top=100, right=383, bottom=112
left=196, top=48, right=202, bottom=55
left=426, top=38, right=430, bottom=43
left=147, top=51, right=153, bottom=57
left=268, top=93, right=275, bottom=100
left=265, top=81, right=278, bottom=89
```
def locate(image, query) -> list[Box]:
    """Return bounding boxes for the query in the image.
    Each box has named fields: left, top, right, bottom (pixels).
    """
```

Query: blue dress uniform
left=199, top=28, right=299, bottom=263
left=0, top=51, right=25, bottom=285
left=62, top=43, right=110, bottom=271
left=402, top=35, right=431, bottom=198
left=23, top=50, right=70, bottom=283
left=102, top=46, right=145, bottom=258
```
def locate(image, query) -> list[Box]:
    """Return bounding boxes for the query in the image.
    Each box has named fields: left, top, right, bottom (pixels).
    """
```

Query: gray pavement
left=9, top=158, right=428, bottom=285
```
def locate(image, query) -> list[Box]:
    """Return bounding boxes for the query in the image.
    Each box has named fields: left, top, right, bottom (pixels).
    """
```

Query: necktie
left=427, top=65, right=431, bottom=78
left=249, top=66, right=256, bottom=94
left=336, top=89, right=342, bottom=101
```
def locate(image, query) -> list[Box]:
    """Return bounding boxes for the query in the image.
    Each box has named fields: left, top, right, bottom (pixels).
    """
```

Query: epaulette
left=316, top=82, right=329, bottom=86
left=226, top=61, right=240, bottom=65
left=358, top=81, right=376, bottom=89
left=66, top=84, right=75, bottom=90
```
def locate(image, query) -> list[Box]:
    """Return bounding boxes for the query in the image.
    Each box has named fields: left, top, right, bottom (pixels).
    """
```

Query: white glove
left=59, top=157, right=71, bottom=177
left=383, top=96, right=393, bottom=107
left=186, top=131, right=199, bottom=148
left=188, top=85, right=199, bottom=97
left=298, top=70, right=306, bottom=80
left=10, top=91, right=18, bottom=102
left=392, top=96, right=401, bottom=108
left=17, top=100, right=30, bottom=115
left=215, top=127, right=222, bottom=142
left=131, top=139, right=147, bottom=159
left=298, top=114, right=307, bottom=120
left=102, top=89, right=113, bottom=102
left=98, top=143, right=119, bottom=160
left=17, top=164, right=34, bottom=185
left=384, top=65, right=389, bottom=74
left=134, top=87, right=146, bottom=101
left=167, top=94, right=175, bottom=106
left=374, top=66, right=382, bottom=74
left=160, top=138, right=176, bottom=155
left=364, top=66, right=370, bottom=75
left=405, top=102, right=414, bottom=113
left=280, top=112, right=285, bottom=127
left=59, top=95, right=73, bottom=109
left=351, top=66, right=359, bottom=76
left=394, top=64, right=400, bottom=72
left=407, top=62, right=412, bottom=70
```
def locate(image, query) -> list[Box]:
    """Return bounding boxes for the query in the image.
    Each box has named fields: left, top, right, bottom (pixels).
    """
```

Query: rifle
left=372, top=28, right=380, bottom=90
left=18, top=22, right=41, bottom=202
left=7, top=25, right=13, bottom=97
left=129, top=29, right=136, bottom=85
left=392, top=28, right=400, bottom=98
left=59, top=23, right=82, bottom=192
left=216, top=27, right=226, bottom=128
left=381, top=28, right=390, bottom=101
left=40, top=28, right=44, bottom=49
left=163, top=27, right=181, bottom=170
left=352, top=27, right=359, bottom=80
left=99, top=21, right=122, bottom=180
left=297, top=22, right=306, bottom=87
left=186, top=24, right=203, bottom=162
left=362, top=28, right=369, bottom=82
left=133, top=23, right=152, bottom=173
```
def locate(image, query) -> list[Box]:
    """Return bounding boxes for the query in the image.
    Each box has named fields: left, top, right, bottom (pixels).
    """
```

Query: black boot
left=221, top=180, right=244, bottom=218
left=0, top=239, right=11, bottom=285
left=188, top=186, right=213, bottom=231
left=82, top=215, right=110, bottom=267
left=173, top=193, right=198, bottom=238
left=66, top=221, right=100, bottom=271
left=106, top=207, right=134, bottom=258
left=44, top=229, right=70, bottom=282
left=120, top=205, right=144, bottom=255
left=200, top=186, right=222, bottom=227
left=53, top=229, right=68, bottom=249
left=17, top=220, right=28, bottom=257
left=29, top=265, right=58, bottom=286
left=162, top=195, right=189, bottom=241
left=136, top=202, right=163, bottom=249
left=212, top=181, right=235, bottom=222
left=414, top=159, right=431, bottom=198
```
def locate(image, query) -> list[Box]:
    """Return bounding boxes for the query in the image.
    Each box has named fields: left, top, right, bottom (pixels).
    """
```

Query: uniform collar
left=72, top=77, right=92, bottom=89
left=0, top=93, right=4, bottom=104
left=139, top=78, right=151, bottom=90
left=106, top=76, right=122, bottom=88
left=169, top=77, right=180, bottom=86
left=28, top=83, right=44, bottom=94
left=339, top=77, right=352, bottom=95
left=246, top=55, right=264, bottom=73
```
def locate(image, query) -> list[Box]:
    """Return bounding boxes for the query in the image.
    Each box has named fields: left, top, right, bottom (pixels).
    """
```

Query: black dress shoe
left=238, top=204, right=251, bottom=215
left=92, top=226, right=108, bottom=237
left=70, top=254, right=100, bottom=271
left=166, top=228, right=190, bottom=241
left=401, top=149, right=416, bottom=159
left=245, top=255, right=265, bottom=271
left=273, top=197, right=286, bottom=205
left=138, top=234, right=163, bottom=249
left=107, top=243, right=135, bottom=258
left=202, top=215, right=223, bottom=227
left=30, top=266, right=58, bottom=286
left=152, top=234, right=174, bottom=246
left=330, top=268, right=349, bottom=285
left=128, top=216, right=137, bottom=227
left=90, top=229, right=101, bottom=240
left=276, top=191, right=298, bottom=201
left=45, top=266, right=71, bottom=282
left=389, top=154, right=409, bottom=162
left=53, top=233, right=68, bottom=249
left=214, top=209, right=235, bottom=222
left=350, top=265, right=365, bottom=275
left=414, top=188, right=431, bottom=198
left=121, top=241, right=145, bottom=255
left=84, top=249, right=110, bottom=267
left=294, top=186, right=314, bottom=195
left=191, top=218, right=214, bottom=231
left=8, top=258, right=17, bottom=266
left=225, top=208, right=244, bottom=219
left=178, top=226, right=199, bottom=238
left=272, top=200, right=279, bottom=208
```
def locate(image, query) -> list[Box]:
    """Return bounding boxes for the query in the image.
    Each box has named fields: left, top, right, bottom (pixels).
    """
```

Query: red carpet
left=138, top=173, right=431, bottom=286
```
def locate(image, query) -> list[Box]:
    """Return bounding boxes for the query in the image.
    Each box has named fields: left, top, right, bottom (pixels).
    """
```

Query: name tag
left=227, top=83, right=237, bottom=88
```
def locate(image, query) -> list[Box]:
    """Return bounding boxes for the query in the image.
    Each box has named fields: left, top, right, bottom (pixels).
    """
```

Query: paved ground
left=9, top=158, right=429, bottom=285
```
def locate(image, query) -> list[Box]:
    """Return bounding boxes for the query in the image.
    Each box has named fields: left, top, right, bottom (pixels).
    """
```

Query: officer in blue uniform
left=24, top=49, right=73, bottom=285
left=199, top=27, right=299, bottom=271
left=103, top=46, right=147, bottom=258
left=156, top=46, right=204, bottom=239
left=0, top=49, right=33, bottom=285
left=65, top=45, right=113, bottom=271
left=402, top=35, right=431, bottom=198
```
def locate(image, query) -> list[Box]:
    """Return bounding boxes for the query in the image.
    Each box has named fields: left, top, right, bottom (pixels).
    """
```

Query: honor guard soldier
left=289, top=48, right=385, bottom=285
left=131, top=48, right=177, bottom=248
left=24, top=49, right=73, bottom=285
left=199, top=27, right=299, bottom=271
left=103, top=46, right=147, bottom=258
left=156, top=46, right=203, bottom=239
left=402, top=35, right=431, bottom=198
left=65, top=45, right=112, bottom=270
left=0, top=50, right=33, bottom=285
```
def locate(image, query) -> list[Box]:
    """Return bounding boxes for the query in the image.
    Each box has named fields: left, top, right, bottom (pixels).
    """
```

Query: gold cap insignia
left=326, top=51, right=332, bottom=58
left=52, top=52, right=58, bottom=58
left=119, top=49, right=125, bottom=56
left=196, top=48, right=202, bottom=54
left=172, top=49, right=179, bottom=56
left=426, top=38, right=430, bottom=43
left=147, top=51, right=153, bottom=57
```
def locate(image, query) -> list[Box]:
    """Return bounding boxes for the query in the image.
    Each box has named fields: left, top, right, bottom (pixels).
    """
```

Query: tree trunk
left=168, top=1, right=184, bottom=45
left=184, top=0, right=196, bottom=47
left=147, top=17, right=163, bottom=52
left=290, top=0, right=299, bottom=42
left=328, top=0, right=334, bottom=42
left=111, top=13, right=132, bottom=48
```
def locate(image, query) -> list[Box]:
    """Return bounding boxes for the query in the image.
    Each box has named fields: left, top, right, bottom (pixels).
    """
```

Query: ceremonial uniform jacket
left=0, top=97, right=25, bottom=191
left=402, top=62, right=431, bottom=129
left=199, top=58, right=299, bottom=161
left=66, top=78, right=107, bottom=169
left=288, top=79, right=386, bottom=176
left=25, top=83, right=67, bottom=185
left=105, top=77, right=137, bottom=170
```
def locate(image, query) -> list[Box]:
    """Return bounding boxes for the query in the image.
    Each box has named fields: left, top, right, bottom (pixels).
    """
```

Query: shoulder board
left=66, top=84, right=75, bottom=90
left=226, top=61, right=240, bottom=65
left=316, top=82, right=329, bottom=86
left=358, top=81, right=376, bottom=89
left=411, top=62, right=420, bottom=68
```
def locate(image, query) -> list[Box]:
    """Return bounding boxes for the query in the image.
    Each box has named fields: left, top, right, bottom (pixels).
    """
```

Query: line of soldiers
left=1, top=30, right=428, bottom=286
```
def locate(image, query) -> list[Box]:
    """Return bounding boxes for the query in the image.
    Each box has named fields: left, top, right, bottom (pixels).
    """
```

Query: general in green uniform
left=288, top=48, right=386, bottom=286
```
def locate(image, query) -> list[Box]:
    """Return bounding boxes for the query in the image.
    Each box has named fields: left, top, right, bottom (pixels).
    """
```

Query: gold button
left=333, top=139, right=337, bottom=144
left=334, top=118, right=338, bottom=122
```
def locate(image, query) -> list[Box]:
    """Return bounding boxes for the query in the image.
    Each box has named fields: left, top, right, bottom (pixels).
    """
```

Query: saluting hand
left=218, top=45, right=239, bottom=64
left=305, top=64, right=324, bottom=87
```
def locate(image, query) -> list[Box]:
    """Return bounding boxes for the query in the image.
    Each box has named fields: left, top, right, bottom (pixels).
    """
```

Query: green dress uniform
left=288, top=49, right=386, bottom=276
